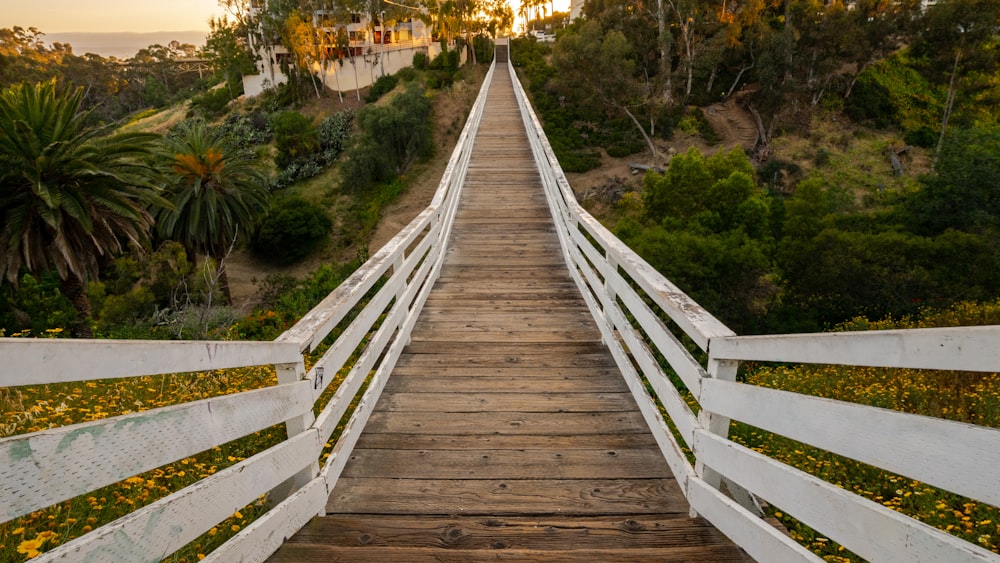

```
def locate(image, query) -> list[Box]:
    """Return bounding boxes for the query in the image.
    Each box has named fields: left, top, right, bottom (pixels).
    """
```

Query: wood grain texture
left=268, top=64, right=750, bottom=563
left=287, top=514, right=729, bottom=547
left=327, top=479, right=685, bottom=515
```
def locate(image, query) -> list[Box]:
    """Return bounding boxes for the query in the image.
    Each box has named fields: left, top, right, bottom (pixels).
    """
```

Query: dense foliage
left=340, top=81, right=434, bottom=192
left=611, top=138, right=1000, bottom=334
left=251, top=196, right=333, bottom=264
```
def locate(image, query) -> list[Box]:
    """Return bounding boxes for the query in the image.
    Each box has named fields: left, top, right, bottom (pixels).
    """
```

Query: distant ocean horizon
left=45, top=31, right=208, bottom=59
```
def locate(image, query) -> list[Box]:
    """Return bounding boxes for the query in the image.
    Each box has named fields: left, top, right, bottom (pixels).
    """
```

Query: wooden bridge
left=3, top=44, right=1000, bottom=563
left=269, top=66, right=749, bottom=561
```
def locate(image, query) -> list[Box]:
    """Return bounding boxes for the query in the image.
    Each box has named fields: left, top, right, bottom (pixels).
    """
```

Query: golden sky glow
left=2, top=0, right=222, bottom=33
left=2, top=0, right=571, bottom=35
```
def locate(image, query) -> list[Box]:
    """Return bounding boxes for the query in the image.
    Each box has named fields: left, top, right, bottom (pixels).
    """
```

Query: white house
left=242, top=2, right=438, bottom=97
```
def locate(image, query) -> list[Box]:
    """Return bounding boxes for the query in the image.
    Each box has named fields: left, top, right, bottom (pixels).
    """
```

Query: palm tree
left=153, top=121, right=269, bottom=302
left=0, top=80, right=161, bottom=337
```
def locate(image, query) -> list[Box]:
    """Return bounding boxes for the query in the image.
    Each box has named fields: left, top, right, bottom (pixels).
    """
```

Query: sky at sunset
left=2, top=0, right=223, bottom=33
left=3, top=0, right=572, bottom=37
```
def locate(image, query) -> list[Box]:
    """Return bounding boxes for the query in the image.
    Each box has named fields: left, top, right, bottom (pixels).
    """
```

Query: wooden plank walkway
left=269, top=69, right=751, bottom=561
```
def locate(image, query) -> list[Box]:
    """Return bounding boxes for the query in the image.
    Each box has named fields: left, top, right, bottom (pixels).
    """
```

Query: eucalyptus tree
left=153, top=122, right=269, bottom=302
left=285, top=9, right=325, bottom=98
left=553, top=21, right=658, bottom=158
left=910, top=0, right=1000, bottom=159
left=0, top=81, right=161, bottom=336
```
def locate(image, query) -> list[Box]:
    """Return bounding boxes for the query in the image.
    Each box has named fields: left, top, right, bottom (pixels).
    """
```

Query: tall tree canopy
left=0, top=80, right=161, bottom=335
left=153, top=122, right=269, bottom=301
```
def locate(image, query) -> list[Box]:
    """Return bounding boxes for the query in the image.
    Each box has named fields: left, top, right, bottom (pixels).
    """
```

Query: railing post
left=603, top=254, right=619, bottom=343
left=269, top=360, right=320, bottom=507
left=696, top=358, right=736, bottom=486
left=694, top=357, right=762, bottom=517
left=394, top=254, right=407, bottom=302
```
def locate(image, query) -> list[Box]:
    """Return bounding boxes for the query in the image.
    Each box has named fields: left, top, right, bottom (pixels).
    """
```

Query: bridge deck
left=269, top=69, right=750, bottom=560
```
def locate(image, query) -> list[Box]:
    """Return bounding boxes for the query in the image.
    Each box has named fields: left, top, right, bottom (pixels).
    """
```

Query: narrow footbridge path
left=2, top=43, right=999, bottom=563
left=268, top=66, right=750, bottom=561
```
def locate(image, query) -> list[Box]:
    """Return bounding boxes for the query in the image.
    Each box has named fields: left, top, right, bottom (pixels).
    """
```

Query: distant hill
left=46, top=31, right=207, bottom=59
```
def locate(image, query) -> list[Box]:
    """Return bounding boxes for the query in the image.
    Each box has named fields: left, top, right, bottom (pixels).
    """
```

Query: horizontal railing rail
left=0, top=59, right=496, bottom=563
left=507, top=57, right=1000, bottom=563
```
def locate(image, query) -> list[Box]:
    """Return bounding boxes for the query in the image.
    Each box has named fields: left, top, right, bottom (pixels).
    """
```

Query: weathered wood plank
left=362, top=411, right=654, bottom=435
left=0, top=339, right=300, bottom=387
left=1, top=381, right=312, bottom=522
left=382, top=375, right=627, bottom=394
left=341, top=449, right=672, bottom=479
left=327, top=479, right=685, bottom=515
left=390, top=368, right=622, bottom=380
left=375, top=392, right=638, bottom=413
left=402, top=342, right=607, bottom=355
left=411, top=319, right=596, bottom=333
left=268, top=545, right=750, bottom=562
left=393, top=352, right=616, bottom=368
left=701, top=378, right=1000, bottom=508
left=354, top=433, right=657, bottom=450
left=286, top=515, right=731, bottom=548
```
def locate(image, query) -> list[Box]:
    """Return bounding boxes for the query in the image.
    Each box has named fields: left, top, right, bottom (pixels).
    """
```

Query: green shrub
left=904, top=126, right=937, bottom=148
left=395, top=66, right=418, bottom=82
left=426, top=70, right=454, bottom=89
left=845, top=74, right=897, bottom=128
left=412, top=51, right=429, bottom=70
left=339, top=136, right=392, bottom=193
left=316, top=110, right=353, bottom=157
left=251, top=196, right=333, bottom=264
left=846, top=55, right=941, bottom=133
left=270, top=111, right=319, bottom=168
left=365, top=74, right=399, bottom=103
left=0, top=273, right=76, bottom=335
left=426, top=41, right=461, bottom=89
left=190, top=85, right=239, bottom=117
left=473, top=35, right=494, bottom=64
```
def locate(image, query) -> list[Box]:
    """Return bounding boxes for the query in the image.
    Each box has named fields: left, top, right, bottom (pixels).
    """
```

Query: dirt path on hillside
left=701, top=98, right=759, bottom=151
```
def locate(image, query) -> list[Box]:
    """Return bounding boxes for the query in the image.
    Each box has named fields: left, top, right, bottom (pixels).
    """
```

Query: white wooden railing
left=0, top=61, right=497, bottom=563
left=507, top=59, right=1000, bottom=563
left=4, top=52, right=1000, bottom=563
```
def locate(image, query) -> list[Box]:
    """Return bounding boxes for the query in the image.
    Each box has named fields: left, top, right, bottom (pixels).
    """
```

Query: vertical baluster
left=269, top=360, right=320, bottom=508
left=694, top=357, right=761, bottom=517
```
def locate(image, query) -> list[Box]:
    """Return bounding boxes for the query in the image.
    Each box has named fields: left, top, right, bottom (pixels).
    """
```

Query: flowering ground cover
left=2, top=301, right=997, bottom=561
left=731, top=364, right=1000, bottom=560
left=728, top=302, right=1000, bottom=560
left=0, top=360, right=287, bottom=561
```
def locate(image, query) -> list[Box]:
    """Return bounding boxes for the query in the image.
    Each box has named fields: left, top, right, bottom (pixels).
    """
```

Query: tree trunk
left=659, top=0, right=674, bottom=104
left=935, top=50, right=962, bottom=163
left=60, top=273, right=93, bottom=338
left=352, top=57, right=361, bottom=101
left=335, top=59, right=344, bottom=103
left=706, top=64, right=717, bottom=96
left=217, top=263, right=232, bottom=304
left=749, top=104, right=768, bottom=148
left=725, top=60, right=753, bottom=99
left=620, top=104, right=659, bottom=161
